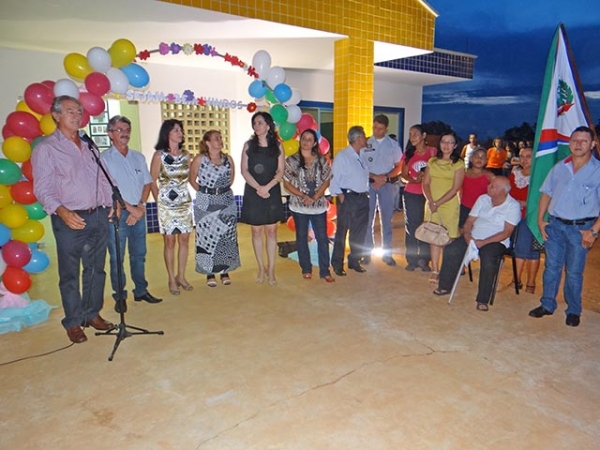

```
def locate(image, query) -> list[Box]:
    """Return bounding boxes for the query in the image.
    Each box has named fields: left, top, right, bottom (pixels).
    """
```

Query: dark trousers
left=403, top=192, right=430, bottom=266
left=331, top=193, right=369, bottom=269
left=292, top=211, right=331, bottom=278
left=51, top=208, right=109, bottom=329
left=438, top=237, right=505, bottom=305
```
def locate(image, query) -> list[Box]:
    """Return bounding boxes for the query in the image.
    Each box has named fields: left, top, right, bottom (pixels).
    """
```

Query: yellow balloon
left=16, top=100, right=42, bottom=120
left=0, top=204, right=28, bottom=229
left=0, top=185, right=13, bottom=208
left=11, top=219, right=45, bottom=243
left=108, top=39, right=137, bottom=68
left=2, top=136, right=32, bottom=163
left=283, top=139, right=299, bottom=156
left=40, top=113, right=57, bottom=136
left=64, top=52, right=93, bottom=80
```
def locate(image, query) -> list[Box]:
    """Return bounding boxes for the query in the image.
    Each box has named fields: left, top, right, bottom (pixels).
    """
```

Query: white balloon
left=266, top=66, right=286, bottom=89
left=106, top=67, right=129, bottom=94
left=252, top=50, right=271, bottom=78
left=284, top=89, right=302, bottom=106
left=87, top=47, right=112, bottom=73
left=286, top=105, right=302, bottom=124
left=54, top=78, right=80, bottom=99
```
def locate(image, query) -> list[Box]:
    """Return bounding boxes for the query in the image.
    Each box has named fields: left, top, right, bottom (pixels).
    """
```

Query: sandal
left=220, top=273, right=232, bottom=285
left=429, top=272, right=439, bottom=284
left=302, top=273, right=312, bottom=280
left=206, top=275, right=218, bottom=288
left=433, top=288, right=450, bottom=296
left=525, top=285, right=535, bottom=294
left=509, top=280, right=523, bottom=290
left=176, top=276, right=194, bottom=291
left=476, top=303, right=489, bottom=311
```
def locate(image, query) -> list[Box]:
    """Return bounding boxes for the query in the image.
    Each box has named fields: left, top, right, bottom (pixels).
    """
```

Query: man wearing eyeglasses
left=102, top=115, right=162, bottom=314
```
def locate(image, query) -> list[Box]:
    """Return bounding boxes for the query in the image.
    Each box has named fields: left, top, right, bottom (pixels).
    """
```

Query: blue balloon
left=0, top=223, right=10, bottom=246
left=23, top=249, right=50, bottom=274
left=121, top=63, right=150, bottom=88
left=273, top=83, right=292, bottom=103
left=248, top=80, right=267, bottom=99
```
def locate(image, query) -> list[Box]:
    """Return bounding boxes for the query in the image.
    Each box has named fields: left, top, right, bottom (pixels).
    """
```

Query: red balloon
left=326, top=220, right=336, bottom=237
left=319, top=137, right=330, bottom=155
left=24, top=83, right=53, bottom=115
left=310, top=118, right=318, bottom=131
left=2, top=267, right=32, bottom=294
left=41, top=80, right=56, bottom=90
left=84, top=72, right=110, bottom=96
left=296, top=113, right=314, bottom=134
left=10, top=180, right=36, bottom=205
left=80, top=109, right=90, bottom=128
left=79, top=92, right=106, bottom=116
left=287, top=216, right=296, bottom=232
left=326, top=201, right=337, bottom=221
left=21, top=159, right=34, bottom=181
left=2, top=124, right=16, bottom=140
left=6, top=111, right=42, bottom=140
left=1, top=239, right=32, bottom=268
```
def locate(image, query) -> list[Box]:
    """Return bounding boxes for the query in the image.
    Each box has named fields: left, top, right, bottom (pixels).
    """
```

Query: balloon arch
left=0, top=38, right=331, bottom=302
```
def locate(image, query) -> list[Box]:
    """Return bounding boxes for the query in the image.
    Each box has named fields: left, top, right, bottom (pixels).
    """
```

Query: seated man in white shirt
left=434, top=176, right=521, bottom=311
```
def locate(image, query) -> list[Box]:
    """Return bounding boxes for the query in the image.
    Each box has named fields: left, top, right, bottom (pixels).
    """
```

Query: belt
left=198, top=185, right=231, bottom=195
left=341, top=189, right=368, bottom=196
left=551, top=215, right=596, bottom=225
left=73, top=206, right=107, bottom=214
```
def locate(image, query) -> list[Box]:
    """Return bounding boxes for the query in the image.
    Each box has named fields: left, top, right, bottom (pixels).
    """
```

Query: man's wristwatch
left=591, top=229, right=599, bottom=239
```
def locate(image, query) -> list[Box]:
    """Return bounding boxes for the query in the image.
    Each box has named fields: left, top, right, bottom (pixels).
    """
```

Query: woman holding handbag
left=422, top=131, right=465, bottom=284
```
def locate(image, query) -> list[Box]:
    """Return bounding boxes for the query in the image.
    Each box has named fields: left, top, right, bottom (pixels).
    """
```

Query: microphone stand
left=82, top=133, right=164, bottom=361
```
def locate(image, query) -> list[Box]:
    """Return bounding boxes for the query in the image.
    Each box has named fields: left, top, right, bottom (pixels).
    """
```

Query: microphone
left=78, top=130, right=99, bottom=150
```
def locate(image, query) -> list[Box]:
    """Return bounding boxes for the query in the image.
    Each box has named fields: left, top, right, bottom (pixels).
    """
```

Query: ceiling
left=0, top=0, right=462, bottom=86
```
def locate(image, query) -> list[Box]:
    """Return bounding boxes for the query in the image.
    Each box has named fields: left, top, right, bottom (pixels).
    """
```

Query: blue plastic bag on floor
left=0, top=300, right=56, bottom=334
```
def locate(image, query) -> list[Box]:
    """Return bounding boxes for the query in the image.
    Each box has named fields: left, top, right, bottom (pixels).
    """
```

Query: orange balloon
left=326, top=220, right=336, bottom=237
left=287, top=216, right=296, bottom=232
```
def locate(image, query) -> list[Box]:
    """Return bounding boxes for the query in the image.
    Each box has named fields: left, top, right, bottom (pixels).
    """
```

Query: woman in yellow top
left=422, top=131, right=465, bottom=283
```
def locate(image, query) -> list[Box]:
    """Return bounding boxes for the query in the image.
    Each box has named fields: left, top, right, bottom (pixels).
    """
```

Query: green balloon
left=265, top=90, right=278, bottom=104
left=0, top=158, right=22, bottom=185
left=278, top=122, right=297, bottom=141
left=270, top=104, right=288, bottom=124
left=24, top=201, right=48, bottom=220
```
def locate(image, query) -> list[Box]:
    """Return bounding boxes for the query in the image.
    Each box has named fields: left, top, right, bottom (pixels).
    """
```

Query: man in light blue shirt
left=362, top=115, right=403, bottom=266
left=102, top=116, right=162, bottom=313
left=330, top=126, right=370, bottom=276
left=529, top=126, right=600, bottom=327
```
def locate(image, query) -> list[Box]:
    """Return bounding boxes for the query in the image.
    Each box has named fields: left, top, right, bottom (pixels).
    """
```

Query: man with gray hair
left=330, top=126, right=370, bottom=276
left=433, top=176, right=521, bottom=311
left=101, top=115, right=162, bottom=313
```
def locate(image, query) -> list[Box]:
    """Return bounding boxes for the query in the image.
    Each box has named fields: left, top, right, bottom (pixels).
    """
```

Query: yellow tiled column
left=333, top=37, right=374, bottom=153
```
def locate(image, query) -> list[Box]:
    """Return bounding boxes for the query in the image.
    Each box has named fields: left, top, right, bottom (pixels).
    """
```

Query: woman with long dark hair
left=240, top=112, right=285, bottom=285
left=150, top=119, right=194, bottom=295
left=400, top=124, right=437, bottom=271
left=283, top=129, right=334, bottom=282
left=422, top=130, right=465, bottom=283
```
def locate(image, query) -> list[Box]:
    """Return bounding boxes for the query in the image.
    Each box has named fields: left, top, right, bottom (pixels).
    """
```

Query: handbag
left=415, top=214, right=451, bottom=246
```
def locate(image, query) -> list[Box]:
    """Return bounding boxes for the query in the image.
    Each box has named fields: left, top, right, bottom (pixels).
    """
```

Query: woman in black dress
left=240, top=112, right=285, bottom=285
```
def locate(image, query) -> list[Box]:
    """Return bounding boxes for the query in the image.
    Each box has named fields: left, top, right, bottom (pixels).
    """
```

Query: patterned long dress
left=157, top=150, right=193, bottom=234
left=194, top=154, right=241, bottom=275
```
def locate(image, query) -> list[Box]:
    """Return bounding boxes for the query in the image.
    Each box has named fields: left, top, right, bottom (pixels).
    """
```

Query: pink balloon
left=6, top=111, right=42, bottom=140
left=296, top=113, right=314, bottom=133
left=84, top=72, right=110, bottom=96
left=80, top=109, right=90, bottom=128
left=41, top=80, right=56, bottom=90
left=1, top=239, right=32, bottom=268
left=310, top=118, right=318, bottom=131
left=79, top=92, right=106, bottom=116
left=2, top=124, right=16, bottom=140
left=319, top=137, right=330, bottom=155
left=23, top=83, right=53, bottom=115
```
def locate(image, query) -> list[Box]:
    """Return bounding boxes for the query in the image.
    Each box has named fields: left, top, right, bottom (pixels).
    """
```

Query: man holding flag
left=526, top=24, right=599, bottom=327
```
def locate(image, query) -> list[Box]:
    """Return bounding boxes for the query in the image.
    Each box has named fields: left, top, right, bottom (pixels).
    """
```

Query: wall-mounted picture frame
left=90, top=110, right=108, bottom=124
left=91, top=124, right=107, bottom=135
left=92, top=135, right=110, bottom=148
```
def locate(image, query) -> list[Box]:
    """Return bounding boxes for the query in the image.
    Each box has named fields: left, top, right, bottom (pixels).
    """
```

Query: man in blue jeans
left=102, top=116, right=162, bottom=313
left=528, top=126, right=600, bottom=327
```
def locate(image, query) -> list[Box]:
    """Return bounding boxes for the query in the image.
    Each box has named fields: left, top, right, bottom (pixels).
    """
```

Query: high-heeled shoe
left=175, top=276, right=193, bottom=291
left=168, top=281, right=180, bottom=296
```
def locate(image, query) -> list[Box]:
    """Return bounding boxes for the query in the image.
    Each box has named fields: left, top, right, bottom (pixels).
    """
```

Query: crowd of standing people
left=30, top=96, right=600, bottom=343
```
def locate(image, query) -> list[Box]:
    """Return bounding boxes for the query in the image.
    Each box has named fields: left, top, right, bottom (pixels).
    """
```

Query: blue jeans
left=51, top=208, right=109, bottom=329
left=540, top=216, right=592, bottom=316
left=292, top=211, right=331, bottom=278
left=107, top=210, right=148, bottom=300
left=364, top=182, right=395, bottom=256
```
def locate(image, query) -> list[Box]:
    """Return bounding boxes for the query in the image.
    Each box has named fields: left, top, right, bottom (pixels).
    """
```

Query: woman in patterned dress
left=189, top=130, right=240, bottom=287
left=150, top=119, right=194, bottom=295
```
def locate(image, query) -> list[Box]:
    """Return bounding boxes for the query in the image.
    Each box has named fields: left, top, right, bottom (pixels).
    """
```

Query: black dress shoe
left=417, top=260, right=432, bottom=272
left=566, top=314, right=580, bottom=327
left=528, top=306, right=553, bottom=318
left=333, top=268, right=347, bottom=276
left=134, top=292, right=163, bottom=304
left=382, top=256, right=396, bottom=266
left=361, top=255, right=371, bottom=265
left=348, top=264, right=366, bottom=273
left=114, top=300, right=127, bottom=313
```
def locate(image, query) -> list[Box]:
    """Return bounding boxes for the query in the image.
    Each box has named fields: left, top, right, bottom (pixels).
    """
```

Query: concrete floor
left=1, top=214, right=599, bottom=449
